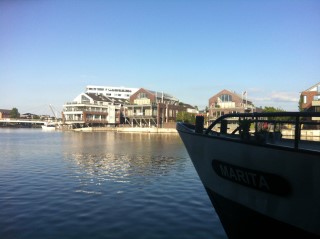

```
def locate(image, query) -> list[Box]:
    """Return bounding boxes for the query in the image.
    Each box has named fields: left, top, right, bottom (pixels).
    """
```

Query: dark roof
left=86, top=93, right=129, bottom=105
left=181, top=103, right=195, bottom=109
left=21, top=113, right=37, bottom=116
left=304, top=82, right=320, bottom=92
left=146, top=89, right=179, bottom=101
left=0, top=109, right=11, bottom=113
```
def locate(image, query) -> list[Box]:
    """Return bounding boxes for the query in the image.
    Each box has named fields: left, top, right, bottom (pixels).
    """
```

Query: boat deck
left=206, top=130, right=320, bottom=152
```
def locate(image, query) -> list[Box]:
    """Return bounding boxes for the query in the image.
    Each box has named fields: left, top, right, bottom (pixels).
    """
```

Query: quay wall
left=73, top=127, right=178, bottom=133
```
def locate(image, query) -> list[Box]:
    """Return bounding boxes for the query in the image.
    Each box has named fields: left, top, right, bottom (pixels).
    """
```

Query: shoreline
left=72, top=126, right=178, bottom=133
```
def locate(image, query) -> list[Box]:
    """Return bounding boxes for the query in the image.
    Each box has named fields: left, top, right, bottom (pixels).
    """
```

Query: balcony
left=312, top=95, right=320, bottom=107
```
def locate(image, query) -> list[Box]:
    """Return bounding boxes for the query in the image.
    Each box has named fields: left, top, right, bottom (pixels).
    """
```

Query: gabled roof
left=146, top=89, right=179, bottom=102
left=210, top=89, right=242, bottom=100
left=134, top=88, right=179, bottom=102
left=303, top=82, right=320, bottom=92
left=209, top=89, right=253, bottom=105
left=180, top=103, right=196, bottom=109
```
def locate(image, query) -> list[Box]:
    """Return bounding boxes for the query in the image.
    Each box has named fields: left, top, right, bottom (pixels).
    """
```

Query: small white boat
left=41, top=122, right=56, bottom=131
left=177, top=112, right=320, bottom=239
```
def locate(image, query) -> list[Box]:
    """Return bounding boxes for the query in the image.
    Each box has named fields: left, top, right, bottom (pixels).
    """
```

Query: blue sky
left=1, top=0, right=319, bottom=115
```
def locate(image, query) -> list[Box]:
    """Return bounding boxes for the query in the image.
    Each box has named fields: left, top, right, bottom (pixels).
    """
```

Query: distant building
left=63, top=86, right=198, bottom=128
left=85, top=85, right=139, bottom=99
left=300, top=82, right=320, bottom=112
left=62, top=93, right=126, bottom=128
left=20, top=113, right=38, bottom=119
left=0, top=109, right=11, bottom=119
left=181, top=103, right=199, bottom=114
left=208, top=89, right=261, bottom=121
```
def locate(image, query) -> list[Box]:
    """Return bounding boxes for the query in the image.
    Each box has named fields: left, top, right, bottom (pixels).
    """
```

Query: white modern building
left=62, top=92, right=126, bottom=128
left=85, top=85, right=139, bottom=99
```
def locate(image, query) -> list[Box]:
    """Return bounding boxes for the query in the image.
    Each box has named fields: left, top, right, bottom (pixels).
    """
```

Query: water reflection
left=0, top=129, right=227, bottom=239
left=62, top=132, right=188, bottom=194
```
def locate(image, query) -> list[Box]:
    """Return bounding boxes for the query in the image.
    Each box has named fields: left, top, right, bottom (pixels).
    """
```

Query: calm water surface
left=0, top=128, right=227, bottom=239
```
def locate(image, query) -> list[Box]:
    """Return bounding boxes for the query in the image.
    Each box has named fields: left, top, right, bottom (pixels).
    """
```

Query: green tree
left=176, top=111, right=196, bottom=124
left=10, top=107, right=20, bottom=119
left=298, top=96, right=303, bottom=112
left=262, top=106, right=285, bottom=113
left=262, top=106, right=293, bottom=121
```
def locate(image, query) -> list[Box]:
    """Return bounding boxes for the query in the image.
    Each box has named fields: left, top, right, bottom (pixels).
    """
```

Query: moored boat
left=41, top=122, right=57, bottom=131
left=177, top=112, right=320, bottom=239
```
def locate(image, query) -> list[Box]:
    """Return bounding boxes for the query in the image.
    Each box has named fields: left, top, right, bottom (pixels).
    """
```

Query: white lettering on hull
left=220, top=165, right=270, bottom=190
left=212, top=160, right=291, bottom=196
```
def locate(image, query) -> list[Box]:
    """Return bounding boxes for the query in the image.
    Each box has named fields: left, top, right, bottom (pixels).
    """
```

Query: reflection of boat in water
left=177, top=112, right=320, bottom=239
left=41, top=122, right=57, bottom=131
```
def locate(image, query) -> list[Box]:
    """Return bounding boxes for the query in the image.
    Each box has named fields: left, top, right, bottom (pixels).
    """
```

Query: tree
left=298, top=96, right=303, bottom=112
left=176, top=111, right=196, bottom=124
left=262, top=106, right=293, bottom=121
left=10, top=107, right=20, bottom=119
left=262, top=106, right=285, bottom=113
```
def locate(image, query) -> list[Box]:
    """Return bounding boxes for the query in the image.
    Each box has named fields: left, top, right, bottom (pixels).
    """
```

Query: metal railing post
left=294, top=116, right=300, bottom=150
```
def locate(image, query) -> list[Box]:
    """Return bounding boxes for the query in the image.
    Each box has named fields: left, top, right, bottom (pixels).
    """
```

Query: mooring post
left=195, top=115, right=204, bottom=134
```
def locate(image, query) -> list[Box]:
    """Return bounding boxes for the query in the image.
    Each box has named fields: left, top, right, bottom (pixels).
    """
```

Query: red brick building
left=126, top=88, right=193, bottom=128
left=208, top=89, right=261, bottom=121
left=0, top=109, right=11, bottom=119
left=300, top=82, right=320, bottom=112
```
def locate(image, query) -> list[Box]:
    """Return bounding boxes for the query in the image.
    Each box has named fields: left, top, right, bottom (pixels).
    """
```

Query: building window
left=219, top=94, right=232, bottom=102
left=303, top=95, right=307, bottom=104
left=81, top=95, right=90, bottom=103
left=313, top=95, right=320, bottom=101
left=137, top=92, right=147, bottom=99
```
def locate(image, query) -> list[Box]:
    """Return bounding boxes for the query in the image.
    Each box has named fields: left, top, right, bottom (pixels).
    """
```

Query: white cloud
left=249, top=90, right=300, bottom=111
left=270, top=91, right=299, bottom=102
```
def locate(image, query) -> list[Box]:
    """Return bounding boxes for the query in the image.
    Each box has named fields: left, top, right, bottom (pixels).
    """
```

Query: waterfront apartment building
left=85, top=85, right=139, bottom=99
left=208, top=89, right=261, bottom=122
left=62, top=93, right=126, bottom=128
left=300, top=82, right=320, bottom=121
left=300, top=82, right=320, bottom=112
left=123, top=88, right=196, bottom=128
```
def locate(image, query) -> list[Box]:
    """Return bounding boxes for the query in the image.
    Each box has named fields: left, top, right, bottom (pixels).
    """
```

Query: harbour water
left=0, top=128, right=227, bottom=239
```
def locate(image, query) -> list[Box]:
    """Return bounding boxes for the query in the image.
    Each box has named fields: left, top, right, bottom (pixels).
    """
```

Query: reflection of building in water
left=63, top=132, right=184, bottom=191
